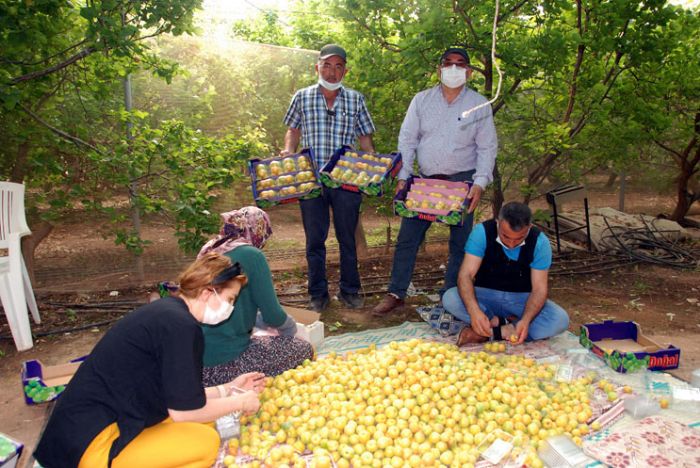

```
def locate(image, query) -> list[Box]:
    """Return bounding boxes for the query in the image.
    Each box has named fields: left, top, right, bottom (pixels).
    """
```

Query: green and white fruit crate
left=249, top=149, right=322, bottom=209
left=320, top=146, right=402, bottom=197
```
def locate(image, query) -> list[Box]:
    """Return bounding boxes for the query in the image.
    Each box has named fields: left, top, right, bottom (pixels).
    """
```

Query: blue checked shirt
left=283, top=84, right=376, bottom=167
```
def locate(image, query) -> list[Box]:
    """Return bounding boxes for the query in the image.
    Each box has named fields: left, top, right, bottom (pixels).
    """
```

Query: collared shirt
left=283, top=84, right=376, bottom=167
left=465, top=223, right=552, bottom=270
left=397, top=85, right=498, bottom=188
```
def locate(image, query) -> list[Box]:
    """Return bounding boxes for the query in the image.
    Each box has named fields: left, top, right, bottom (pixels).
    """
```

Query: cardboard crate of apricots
left=249, top=149, right=322, bottom=209
left=394, top=176, right=471, bottom=226
left=319, top=146, right=402, bottom=197
left=217, top=339, right=626, bottom=468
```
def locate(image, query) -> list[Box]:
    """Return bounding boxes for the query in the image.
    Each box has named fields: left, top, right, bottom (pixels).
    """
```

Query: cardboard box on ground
left=21, top=358, right=84, bottom=405
left=285, top=306, right=324, bottom=349
left=580, top=320, right=680, bottom=373
left=0, top=433, right=23, bottom=468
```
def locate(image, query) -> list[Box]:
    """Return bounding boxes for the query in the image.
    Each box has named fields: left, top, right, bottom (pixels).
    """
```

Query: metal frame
left=545, top=184, right=592, bottom=253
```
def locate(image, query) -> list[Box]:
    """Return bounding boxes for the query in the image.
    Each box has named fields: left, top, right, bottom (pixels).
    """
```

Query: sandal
left=455, top=316, right=516, bottom=347
left=492, top=316, right=516, bottom=341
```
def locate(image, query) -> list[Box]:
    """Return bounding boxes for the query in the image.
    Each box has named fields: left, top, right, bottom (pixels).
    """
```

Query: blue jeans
left=387, top=170, right=475, bottom=299
left=300, top=187, right=362, bottom=298
left=442, top=286, right=570, bottom=340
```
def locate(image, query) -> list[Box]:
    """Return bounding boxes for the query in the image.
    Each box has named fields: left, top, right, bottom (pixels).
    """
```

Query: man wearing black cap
left=372, top=47, right=498, bottom=317
left=282, top=44, right=376, bottom=312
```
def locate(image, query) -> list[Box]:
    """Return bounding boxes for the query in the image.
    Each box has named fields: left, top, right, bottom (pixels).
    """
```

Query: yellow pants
left=79, top=419, right=220, bottom=468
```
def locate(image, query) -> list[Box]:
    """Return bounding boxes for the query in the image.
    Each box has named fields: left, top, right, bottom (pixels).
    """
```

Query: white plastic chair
left=0, top=182, right=40, bottom=351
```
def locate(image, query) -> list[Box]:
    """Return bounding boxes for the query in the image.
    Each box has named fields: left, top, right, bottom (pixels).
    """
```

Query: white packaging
left=624, top=395, right=660, bottom=419
left=215, top=412, right=241, bottom=440
left=538, top=435, right=595, bottom=468
left=286, top=306, right=325, bottom=348
left=296, top=321, right=325, bottom=348
left=691, top=368, right=700, bottom=388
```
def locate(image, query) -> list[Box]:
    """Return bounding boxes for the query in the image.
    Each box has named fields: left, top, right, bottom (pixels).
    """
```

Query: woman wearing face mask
left=34, top=253, right=262, bottom=468
left=195, top=206, right=314, bottom=387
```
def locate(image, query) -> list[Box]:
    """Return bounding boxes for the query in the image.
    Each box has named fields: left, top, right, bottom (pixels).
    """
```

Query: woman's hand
left=230, top=372, right=266, bottom=394
left=236, top=391, right=261, bottom=415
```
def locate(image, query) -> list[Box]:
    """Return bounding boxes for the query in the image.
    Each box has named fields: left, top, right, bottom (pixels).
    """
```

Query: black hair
left=498, top=202, right=532, bottom=231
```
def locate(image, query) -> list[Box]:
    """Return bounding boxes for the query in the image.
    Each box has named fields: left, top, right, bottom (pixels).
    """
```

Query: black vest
left=474, top=219, right=541, bottom=293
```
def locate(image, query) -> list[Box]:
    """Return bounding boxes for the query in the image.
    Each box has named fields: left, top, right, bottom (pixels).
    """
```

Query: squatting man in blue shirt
left=442, top=202, right=570, bottom=345
left=372, top=47, right=498, bottom=316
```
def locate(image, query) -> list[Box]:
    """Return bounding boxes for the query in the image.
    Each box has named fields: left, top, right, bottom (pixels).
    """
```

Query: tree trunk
left=483, top=54, right=493, bottom=99
left=670, top=157, right=698, bottom=222
left=618, top=171, right=626, bottom=212
left=11, top=141, right=31, bottom=182
left=355, top=216, right=368, bottom=259
left=669, top=114, right=700, bottom=222
left=384, top=225, right=392, bottom=254
left=604, top=172, right=618, bottom=188
left=21, top=220, right=54, bottom=287
left=491, top=162, right=504, bottom=218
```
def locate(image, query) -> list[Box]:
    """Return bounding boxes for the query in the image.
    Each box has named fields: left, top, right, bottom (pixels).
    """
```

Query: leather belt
left=422, top=173, right=452, bottom=180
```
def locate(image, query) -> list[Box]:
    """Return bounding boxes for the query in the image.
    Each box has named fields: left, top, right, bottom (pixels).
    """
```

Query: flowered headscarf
left=197, top=206, right=273, bottom=259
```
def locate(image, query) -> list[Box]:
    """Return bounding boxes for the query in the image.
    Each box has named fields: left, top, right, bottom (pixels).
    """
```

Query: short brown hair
left=177, top=253, right=243, bottom=298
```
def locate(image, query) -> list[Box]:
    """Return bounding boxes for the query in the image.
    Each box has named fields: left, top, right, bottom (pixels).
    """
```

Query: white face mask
left=440, top=65, right=467, bottom=89
left=201, top=290, right=234, bottom=325
left=318, top=75, right=343, bottom=91
left=496, top=227, right=530, bottom=250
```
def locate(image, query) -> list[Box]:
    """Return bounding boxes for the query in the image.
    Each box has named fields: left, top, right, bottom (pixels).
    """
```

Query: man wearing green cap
left=282, top=44, right=376, bottom=312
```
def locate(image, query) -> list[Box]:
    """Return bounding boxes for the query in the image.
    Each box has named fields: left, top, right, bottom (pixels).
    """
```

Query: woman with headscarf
left=196, top=206, right=314, bottom=387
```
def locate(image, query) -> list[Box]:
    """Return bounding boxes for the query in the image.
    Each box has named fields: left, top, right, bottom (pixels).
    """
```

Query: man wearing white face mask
left=442, top=202, right=570, bottom=345
left=282, top=44, right=376, bottom=312
left=373, top=47, right=499, bottom=317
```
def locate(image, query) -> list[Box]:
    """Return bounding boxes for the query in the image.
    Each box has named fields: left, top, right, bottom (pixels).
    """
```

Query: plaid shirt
left=283, top=84, right=376, bottom=167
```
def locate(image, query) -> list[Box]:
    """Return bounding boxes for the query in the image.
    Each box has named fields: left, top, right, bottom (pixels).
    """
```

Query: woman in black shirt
left=35, top=253, right=264, bottom=468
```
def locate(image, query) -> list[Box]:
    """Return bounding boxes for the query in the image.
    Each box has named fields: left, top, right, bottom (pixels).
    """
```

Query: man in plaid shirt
left=282, top=44, right=376, bottom=312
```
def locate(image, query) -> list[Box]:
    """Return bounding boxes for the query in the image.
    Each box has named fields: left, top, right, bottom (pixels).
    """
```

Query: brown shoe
left=372, top=294, right=404, bottom=317
left=456, top=326, right=489, bottom=346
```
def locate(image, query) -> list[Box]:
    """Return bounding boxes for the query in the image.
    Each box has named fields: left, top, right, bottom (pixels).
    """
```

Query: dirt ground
left=1, top=183, right=699, bottom=467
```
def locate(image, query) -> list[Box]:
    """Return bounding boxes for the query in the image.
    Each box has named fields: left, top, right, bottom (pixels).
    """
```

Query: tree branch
left=347, top=12, right=401, bottom=52
left=11, top=47, right=96, bottom=85
left=492, top=79, right=522, bottom=114
left=497, top=0, right=530, bottom=24
left=33, top=70, right=70, bottom=110
left=563, top=0, right=585, bottom=124
left=453, top=1, right=481, bottom=45
left=19, top=103, right=103, bottom=154
left=602, top=19, right=630, bottom=85
left=653, top=138, right=684, bottom=162
left=0, top=40, right=88, bottom=67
